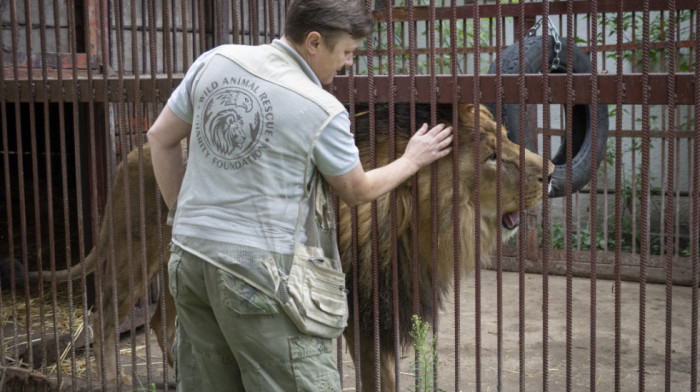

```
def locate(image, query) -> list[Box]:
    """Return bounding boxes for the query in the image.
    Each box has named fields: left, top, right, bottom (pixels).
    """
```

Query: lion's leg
left=94, top=306, right=120, bottom=385
left=150, top=283, right=176, bottom=367
left=343, top=328, right=397, bottom=392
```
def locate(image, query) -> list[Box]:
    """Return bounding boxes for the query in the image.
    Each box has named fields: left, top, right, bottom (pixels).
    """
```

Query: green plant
left=408, top=315, right=444, bottom=392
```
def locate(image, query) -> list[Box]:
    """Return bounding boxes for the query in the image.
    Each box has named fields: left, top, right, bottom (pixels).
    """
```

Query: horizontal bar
left=333, top=74, right=695, bottom=105
left=374, top=0, right=697, bottom=22
left=1, top=73, right=694, bottom=105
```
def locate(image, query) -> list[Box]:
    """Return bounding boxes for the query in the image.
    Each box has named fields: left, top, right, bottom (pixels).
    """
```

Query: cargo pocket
left=219, top=270, right=277, bottom=316
left=288, top=335, right=340, bottom=392
left=167, top=245, right=182, bottom=299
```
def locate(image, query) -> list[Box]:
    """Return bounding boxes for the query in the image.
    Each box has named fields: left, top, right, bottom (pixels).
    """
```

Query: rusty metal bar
left=372, top=0, right=697, bottom=22
left=614, top=0, right=624, bottom=390
left=639, top=1, right=653, bottom=390
left=1, top=73, right=696, bottom=105
left=449, top=0, right=460, bottom=390
left=129, top=0, right=152, bottom=387
left=664, top=2, right=678, bottom=392
left=364, top=1, right=380, bottom=390
left=160, top=0, right=174, bottom=386
left=383, top=0, right=401, bottom=390
left=494, top=0, right=504, bottom=388
left=516, top=1, right=527, bottom=389
left=408, top=2, right=421, bottom=391
left=588, top=0, right=600, bottom=390
left=471, top=1, right=483, bottom=391
left=692, top=4, right=700, bottom=392
left=36, top=0, right=53, bottom=375
left=67, top=0, right=92, bottom=388
left=565, top=0, right=575, bottom=389
left=20, top=0, right=37, bottom=372
left=83, top=0, right=101, bottom=386
left=428, top=0, right=440, bottom=388
left=541, top=2, right=552, bottom=391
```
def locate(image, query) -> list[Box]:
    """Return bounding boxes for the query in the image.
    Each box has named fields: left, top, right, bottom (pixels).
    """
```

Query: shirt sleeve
left=313, top=111, right=360, bottom=176
left=166, top=48, right=219, bottom=124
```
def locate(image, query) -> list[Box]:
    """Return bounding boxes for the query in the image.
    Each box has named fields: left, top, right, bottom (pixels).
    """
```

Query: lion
left=29, top=103, right=552, bottom=391
left=29, top=144, right=175, bottom=385
left=338, top=103, right=553, bottom=391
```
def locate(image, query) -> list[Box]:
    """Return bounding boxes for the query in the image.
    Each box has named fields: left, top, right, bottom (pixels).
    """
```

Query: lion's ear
left=457, top=104, right=475, bottom=125
left=458, top=104, right=475, bottom=115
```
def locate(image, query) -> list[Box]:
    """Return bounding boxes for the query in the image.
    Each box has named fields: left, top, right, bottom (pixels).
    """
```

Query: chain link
left=527, top=16, right=562, bottom=71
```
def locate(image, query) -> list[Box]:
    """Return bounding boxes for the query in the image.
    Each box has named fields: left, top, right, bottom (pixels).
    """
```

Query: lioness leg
left=149, top=283, right=176, bottom=367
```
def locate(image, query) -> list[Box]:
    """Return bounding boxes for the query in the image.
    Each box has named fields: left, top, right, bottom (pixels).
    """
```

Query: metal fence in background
left=0, top=1, right=698, bottom=391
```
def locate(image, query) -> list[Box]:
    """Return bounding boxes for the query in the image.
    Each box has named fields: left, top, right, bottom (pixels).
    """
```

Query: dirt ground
left=13, top=269, right=695, bottom=391
left=338, top=269, right=696, bottom=392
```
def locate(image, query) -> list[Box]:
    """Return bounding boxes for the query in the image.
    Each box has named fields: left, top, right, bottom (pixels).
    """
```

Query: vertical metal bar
left=348, top=66, right=361, bottom=392
left=198, top=0, right=206, bottom=54
left=449, top=0, right=460, bottom=390
left=251, top=0, right=259, bottom=45
left=516, top=1, right=526, bottom=389
left=494, top=0, right=504, bottom=389
left=114, top=0, right=131, bottom=388
left=97, top=0, right=113, bottom=388
left=428, top=1, right=440, bottom=390
left=181, top=0, right=189, bottom=69
left=408, top=1, right=421, bottom=389
left=664, top=1, right=677, bottom=391
left=83, top=0, right=101, bottom=387
left=22, top=0, right=38, bottom=371
left=363, top=2, right=379, bottom=390
left=565, top=2, right=576, bottom=391
left=588, top=0, right=600, bottom=390
left=384, top=1, right=401, bottom=391
left=67, top=0, right=90, bottom=386
left=465, top=0, right=481, bottom=392
left=50, top=0, right=79, bottom=387
left=346, top=57, right=361, bottom=392
left=162, top=0, right=175, bottom=386
left=0, top=0, right=15, bottom=370
left=614, top=0, right=624, bottom=390
left=232, top=0, right=240, bottom=44
left=540, top=1, right=551, bottom=391
left=640, top=0, right=652, bottom=390
left=471, top=1, right=482, bottom=390
left=267, top=0, right=274, bottom=43
left=113, top=0, right=137, bottom=387
left=36, top=0, right=53, bottom=374
left=8, top=0, right=30, bottom=370
left=691, top=5, right=700, bottom=392
left=130, top=0, right=153, bottom=386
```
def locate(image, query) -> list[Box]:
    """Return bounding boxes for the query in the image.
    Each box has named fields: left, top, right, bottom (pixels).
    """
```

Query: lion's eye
left=487, top=153, right=498, bottom=161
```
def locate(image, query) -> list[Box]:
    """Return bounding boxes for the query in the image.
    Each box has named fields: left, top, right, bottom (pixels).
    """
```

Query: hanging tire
left=485, top=35, right=609, bottom=198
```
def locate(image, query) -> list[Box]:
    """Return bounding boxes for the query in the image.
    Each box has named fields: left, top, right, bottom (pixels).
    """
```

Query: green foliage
left=408, top=315, right=444, bottom=392
left=596, top=10, right=694, bottom=72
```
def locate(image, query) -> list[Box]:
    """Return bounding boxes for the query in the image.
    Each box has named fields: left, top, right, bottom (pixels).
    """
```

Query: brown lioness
left=30, top=144, right=175, bottom=385
left=31, top=103, right=552, bottom=390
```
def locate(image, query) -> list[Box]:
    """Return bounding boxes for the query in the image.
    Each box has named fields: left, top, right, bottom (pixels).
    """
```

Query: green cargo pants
left=168, top=243, right=342, bottom=391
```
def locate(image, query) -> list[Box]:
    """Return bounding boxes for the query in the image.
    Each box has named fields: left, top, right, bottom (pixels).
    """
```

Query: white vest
left=173, top=42, right=345, bottom=255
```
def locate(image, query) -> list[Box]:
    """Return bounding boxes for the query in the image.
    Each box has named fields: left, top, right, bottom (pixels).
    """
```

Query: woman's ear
left=305, top=31, right=322, bottom=54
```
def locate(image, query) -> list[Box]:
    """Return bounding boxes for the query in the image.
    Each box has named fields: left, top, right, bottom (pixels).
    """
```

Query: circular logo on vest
left=201, top=87, right=262, bottom=160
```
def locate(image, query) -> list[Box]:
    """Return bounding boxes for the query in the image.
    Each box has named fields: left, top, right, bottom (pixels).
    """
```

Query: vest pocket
left=281, top=247, right=348, bottom=339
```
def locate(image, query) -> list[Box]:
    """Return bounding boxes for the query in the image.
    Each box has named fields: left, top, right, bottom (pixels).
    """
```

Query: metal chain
left=527, top=16, right=562, bottom=71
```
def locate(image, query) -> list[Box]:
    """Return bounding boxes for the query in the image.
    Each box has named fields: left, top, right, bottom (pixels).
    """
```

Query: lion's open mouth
left=502, top=212, right=520, bottom=230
